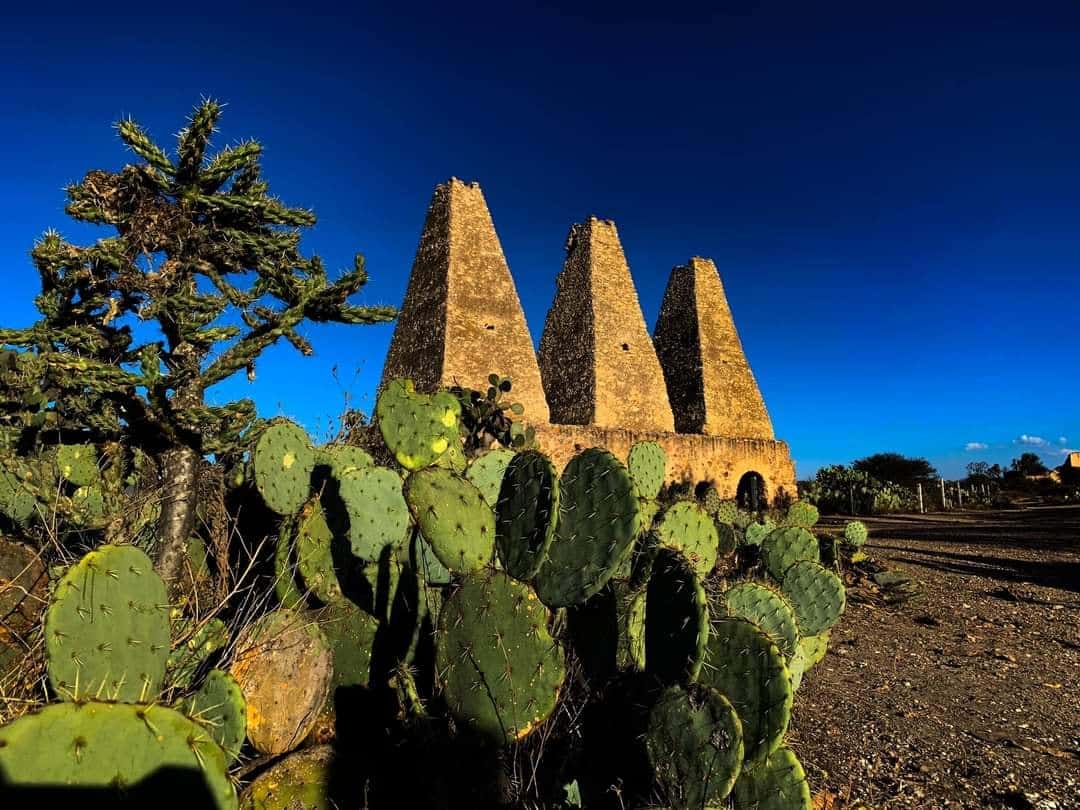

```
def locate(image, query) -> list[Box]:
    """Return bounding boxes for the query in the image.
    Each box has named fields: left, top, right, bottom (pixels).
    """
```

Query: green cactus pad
left=229, top=608, right=333, bottom=755
left=406, top=467, right=495, bottom=573
left=799, top=631, right=830, bottom=671
left=699, top=617, right=793, bottom=768
left=412, top=531, right=452, bottom=586
left=239, top=745, right=334, bottom=810
left=723, top=582, right=800, bottom=659
left=296, top=500, right=345, bottom=604
left=760, top=527, right=820, bottom=581
left=844, top=520, right=868, bottom=547
left=0, top=538, right=48, bottom=635
left=732, top=745, right=812, bottom=810
left=315, top=600, right=378, bottom=691
left=0, top=468, right=36, bottom=523
left=184, top=668, right=246, bottom=762
left=734, top=508, right=755, bottom=530
left=314, top=443, right=373, bottom=478
left=433, top=435, right=467, bottom=473
left=715, top=499, right=739, bottom=525
left=618, top=583, right=647, bottom=671
left=466, top=447, right=516, bottom=508
left=167, top=616, right=229, bottom=691
left=780, top=560, right=846, bottom=636
left=335, top=466, right=411, bottom=562
left=646, top=684, right=744, bottom=808
left=639, top=497, right=661, bottom=531
left=436, top=570, right=565, bottom=744
left=645, top=549, right=709, bottom=684
left=273, top=510, right=307, bottom=609
left=495, top=450, right=560, bottom=581
left=534, top=449, right=641, bottom=607
left=716, top=521, right=738, bottom=555
left=783, top=501, right=819, bottom=529
left=744, top=521, right=770, bottom=547
left=56, top=443, right=100, bottom=486
left=45, top=544, right=170, bottom=703
left=71, top=484, right=109, bottom=528
left=701, top=484, right=722, bottom=516
left=0, top=700, right=236, bottom=809
left=655, top=501, right=719, bottom=577
left=376, top=378, right=461, bottom=471
left=627, top=441, right=666, bottom=500
left=253, top=420, right=316, bottom=516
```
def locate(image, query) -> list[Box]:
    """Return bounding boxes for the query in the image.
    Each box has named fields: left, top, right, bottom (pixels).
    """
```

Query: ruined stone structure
left=382, top=179, right=797, bottom=504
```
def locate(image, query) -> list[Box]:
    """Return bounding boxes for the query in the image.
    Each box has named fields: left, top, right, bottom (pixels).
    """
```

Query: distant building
left=381, top=178, right=796, bottom=506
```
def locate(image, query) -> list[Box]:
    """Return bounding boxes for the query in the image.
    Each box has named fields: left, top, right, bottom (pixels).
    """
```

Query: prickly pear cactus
left=655, top=501, right=718, bottom=577
left=316, top=600, right=378, bottom=691
left=56, top=443, right=100, bottom=486
left=534, top=449, right=640, bottom=607
left=645, top=549, right=709, bottom=684
left=253, top=420, right=316, bottom=516
left=495, top=450, right=560, bottom=580
left=466, top=447, right=516, bottom=508
left=780, top=560, right=846, bottom=636
left=334, top=466, right=411, bottom=562
left=731, top=744, right=812, bottom=810
left=0, top=467, right=37, bottom=523
left=436, top=570, right=565, bottom=745
left=701, top=484, right=723, bottom=517
left=239, top=744, right=334, bottom=810
left=699, top=617, right=793, bottom=768
left=184, top=668, right=246, bottom=762
left=229, top=608, right=333, bottom=755
left=167, top=616, right=229, bottom=691
left=716, top=521, right=738, bottom=556
left=627, top=441, right=666, bottom=500
left=844, top=519, right=868, bottom=547
left=314, top=443, right=373, bottom=478
left=646, top=684, right=745, bottom=808
left=433, top=434, right=468, bottom=473
left=761, top=527, right=820, bottom=581
left=274, top=509, right=307, bottom=609
left=715, top=498, right=739, bottom=525
left=376, top=378, right=461, bottom=471
left=406, top=467, right=495, bottom=573
left=722, top=582, right=800, bottom=659
left=783, top=501, right=819, bottom=529
left=295, top=499, right=344, bottom=604
left=45, top=544, right=170, bottom=703
left=744, top=521, right=770, bottom=547
left=0, top=701, right=236, bottom=809
left=0, top=538, right=47, bottom=636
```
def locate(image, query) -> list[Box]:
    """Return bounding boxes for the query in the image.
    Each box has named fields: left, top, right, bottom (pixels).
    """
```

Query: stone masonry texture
left=382, top=182, right=796, bottom=498
left=538, top=218, right=675, bottom=432
left=382, top=179, right=550, bottom=423
left=654, top=257, right=775, bottom=439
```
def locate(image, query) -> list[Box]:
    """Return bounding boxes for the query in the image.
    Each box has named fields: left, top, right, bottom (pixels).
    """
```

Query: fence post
left=940, top=478, right=947, bottom=510
left=917, top=482, right=924, bottom=513
left=958, top=484, right=963, bottom=507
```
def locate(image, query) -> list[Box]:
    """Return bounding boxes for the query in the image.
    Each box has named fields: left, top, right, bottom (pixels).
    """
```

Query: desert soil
left=789, top=505, right=1080, bottom=810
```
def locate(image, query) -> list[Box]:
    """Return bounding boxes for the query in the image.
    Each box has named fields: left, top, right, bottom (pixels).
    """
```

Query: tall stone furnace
left=382, top=179, right=796, bottom=505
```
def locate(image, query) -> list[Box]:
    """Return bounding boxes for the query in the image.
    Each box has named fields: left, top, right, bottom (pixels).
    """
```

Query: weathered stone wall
left=533, top=423, right=797, bottom=503
left=654, top=257, right=774, bottom=439
left=539, top=217, right=675, bottom=433
left=382, top=179, right=550, bottom=422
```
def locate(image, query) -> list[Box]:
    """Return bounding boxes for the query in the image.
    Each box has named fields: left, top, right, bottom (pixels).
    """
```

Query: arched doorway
left=736, top=471, right=767, bottom=513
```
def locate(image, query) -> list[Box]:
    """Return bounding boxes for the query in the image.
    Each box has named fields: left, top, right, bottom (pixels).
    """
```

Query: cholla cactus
left=0, top=100, right=395, bottom=590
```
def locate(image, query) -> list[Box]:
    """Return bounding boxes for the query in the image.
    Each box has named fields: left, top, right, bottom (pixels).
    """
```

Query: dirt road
left=789, top=506, right=1080, bottom=809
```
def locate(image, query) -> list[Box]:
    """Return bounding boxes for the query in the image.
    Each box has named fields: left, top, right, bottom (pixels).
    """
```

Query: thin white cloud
left=964, top=442, right=988, bottom=451
left=1057, top=447, right=1078, bottom=457
left=1016, top=434, right=1049, bottom=447
left=1059, top=436, right=1068, bottom=445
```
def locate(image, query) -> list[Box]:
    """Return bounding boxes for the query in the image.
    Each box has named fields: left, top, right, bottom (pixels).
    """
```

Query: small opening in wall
left=621, top=343, right=629, bottom=351
left=485, top=324, right=495, bottom=331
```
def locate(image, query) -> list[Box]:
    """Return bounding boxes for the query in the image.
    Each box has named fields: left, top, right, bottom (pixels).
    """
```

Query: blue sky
left=2, top=2, right=1078, bottom=479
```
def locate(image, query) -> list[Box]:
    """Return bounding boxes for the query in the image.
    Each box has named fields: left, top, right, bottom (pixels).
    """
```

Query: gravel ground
left=788, top=506, right=1080, bottom=809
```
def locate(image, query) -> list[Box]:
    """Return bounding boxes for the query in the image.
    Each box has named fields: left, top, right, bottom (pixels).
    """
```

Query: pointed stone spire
left=653, top=257, right=774, bottom=439
left=538, top=217, right=674, bottom=432
left=381, top=178, right=549, bottom=423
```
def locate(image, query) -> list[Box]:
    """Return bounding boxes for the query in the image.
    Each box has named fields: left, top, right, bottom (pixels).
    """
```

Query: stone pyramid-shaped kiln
left=653, top=257, right=774, bottom=439
left=381, top=178, right=549, bottom=423
left=538, top=217, right=674, bottom=432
